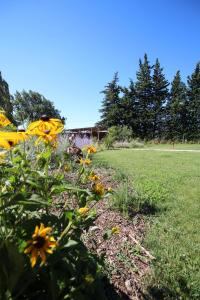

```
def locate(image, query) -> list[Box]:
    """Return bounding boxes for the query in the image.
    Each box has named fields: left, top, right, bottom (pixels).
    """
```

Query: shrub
left=103, top=126, right=133, bottom=149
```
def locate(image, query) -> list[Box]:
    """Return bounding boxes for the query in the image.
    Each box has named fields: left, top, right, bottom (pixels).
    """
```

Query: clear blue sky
left=0, top=0, right=200, bottom=128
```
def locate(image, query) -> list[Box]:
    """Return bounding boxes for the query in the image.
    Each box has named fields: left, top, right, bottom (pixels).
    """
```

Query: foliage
left=109, top=180, right=139, bottom=217
left=118, top=81, right=136, bottom=130
left=151, top=58, right=169, bottom=138
left=166, top=71, right=188, bottom=141
left=187, top=62, right=200, bottom=140
left=98, top=54, right=200, bottom=141
left=0, top=115, right=112, bottom=299
left=98, top=72, right=122, bottom=127
left=12, top=90, right=65, bottom=127
left=0, top=72, right=15, bottom=124
left=134, top=53, right=154, bottom=139
left=103, top=126, right=133, bottom=149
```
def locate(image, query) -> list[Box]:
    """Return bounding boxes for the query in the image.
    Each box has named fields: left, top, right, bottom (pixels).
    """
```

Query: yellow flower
left=27, top=116, right=64, bottom=136
left=93, top=182, right=105, bottom=196
left=0, top=113, right=11, bottom=127
left=111, top=226, right=120, bottom=234
left=24, top=223, right=57, bottom=268
left=88, top=173, right=99, bottom=182
left=35, top=133, right=58, bottom=147
left=86, top=145, right=97, bottom=154
left=79, top=158, right=91, bottom=166
left=78, top=206, right=90, bottom=216
left=107, top=187, right=113, bottom=192
left=0, top=138, right=12, bottom=149
left=0, top=131, right=28, bottom=149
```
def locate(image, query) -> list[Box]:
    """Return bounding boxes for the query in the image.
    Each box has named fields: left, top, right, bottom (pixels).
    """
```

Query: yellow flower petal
left=40, top=227, right=52, bottom=237
left=27, top=117, right=63, bottom=136
left=24, top=245, right=33, bottom=254
left=0, top=113, right=11, bottom=127
left=0, top=138, right=11, bottom=149
left=78, top=206, right=90, bottom=216
left=86, top=145, right=97, bottom=154
left=30, top=249, right=38, bottom=268
left=46, top=249, right=53, bottom=254
left=39, top=249, right=46, bottom=263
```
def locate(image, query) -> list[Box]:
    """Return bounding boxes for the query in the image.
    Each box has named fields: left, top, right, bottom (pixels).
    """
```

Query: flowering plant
left=0, top=114, right=110, bottom=299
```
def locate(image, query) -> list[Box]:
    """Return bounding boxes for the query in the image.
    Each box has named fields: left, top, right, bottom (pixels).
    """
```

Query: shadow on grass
left=128, top=201, right=164, bottom=218
left=137, top=201, right=162, bottom=216
left=143, top=276, right=192, bottom=299
left=144, top=285, right=179, bottom=300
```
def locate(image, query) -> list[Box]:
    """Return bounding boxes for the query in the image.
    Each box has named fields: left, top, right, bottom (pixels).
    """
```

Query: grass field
left=95, top=149, right=200, bottom=299
left=145, top=143, right=200, bottom=150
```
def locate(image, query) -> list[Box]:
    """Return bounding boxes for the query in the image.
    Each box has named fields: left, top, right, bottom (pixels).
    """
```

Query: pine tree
left=0, top=72, right=15, bottom=123
left=166, top=71, right=188, bottom=140
left=99, top=72, right=122, bottom=127
left=135, top=54, right=153, bottom=139
left=187, top=62, right=200, bottom=140
left=152, top=59, right=169, bottom=138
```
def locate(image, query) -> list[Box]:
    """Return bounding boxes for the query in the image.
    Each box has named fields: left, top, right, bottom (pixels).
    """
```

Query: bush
left=103, top=126, right=133, bottom=149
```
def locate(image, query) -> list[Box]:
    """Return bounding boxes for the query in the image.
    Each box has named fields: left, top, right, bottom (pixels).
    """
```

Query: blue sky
left=0, top=0, right=200, bottom=128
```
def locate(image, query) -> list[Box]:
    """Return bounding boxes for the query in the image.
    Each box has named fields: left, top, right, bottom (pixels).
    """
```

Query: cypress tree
left=187, top=62, right=200, bottom=140
left=120, top=80, right=138, bottom=135
left=152, top=59, right=169, bottom=139
left=166, top=71, right=188, bottom=140
left=99, top=72, right=122, bottom=127
left=135, top=54, right=153, bottom=139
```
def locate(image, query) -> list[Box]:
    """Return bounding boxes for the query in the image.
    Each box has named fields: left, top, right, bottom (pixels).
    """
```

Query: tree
left=120, top=80, right=139, bottom=136
left=0, top=72, right=15, bottom=123
left=12, top=90, right=65, bottom=127
left=98, top=72, right=122, bottom=127
left=103, top=125, right=133, bottom=149
left=135, top=54, right=153, bottom=139
left=152, top=59, right=169, bottom=138
left=166, top=71, right=188, bottom=140
left=187, top=62, right=200, bottom=140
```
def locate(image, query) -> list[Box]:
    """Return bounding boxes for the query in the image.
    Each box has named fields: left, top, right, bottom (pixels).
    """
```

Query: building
left=64, top=126, right=107, bottom=141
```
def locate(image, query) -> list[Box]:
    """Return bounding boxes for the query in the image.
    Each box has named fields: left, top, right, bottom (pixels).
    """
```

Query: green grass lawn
left=145, top=143, right=200, bottom=150
left=95, top=149, right=200, bottom=299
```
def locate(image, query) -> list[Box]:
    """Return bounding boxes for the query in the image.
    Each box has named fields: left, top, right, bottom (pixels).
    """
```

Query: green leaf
left=63, top=239, right=79, bottom=249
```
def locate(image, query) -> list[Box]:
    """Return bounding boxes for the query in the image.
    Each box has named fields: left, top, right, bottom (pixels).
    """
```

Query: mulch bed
left=63, top=166, right=154, bottom=299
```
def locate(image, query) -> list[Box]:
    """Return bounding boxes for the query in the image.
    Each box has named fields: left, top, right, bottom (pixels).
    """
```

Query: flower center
left=34, top=236, right=46, bottom=249
left=8, top=141, right=14, bottom=146
left=40, top=115, right=50, bottom=121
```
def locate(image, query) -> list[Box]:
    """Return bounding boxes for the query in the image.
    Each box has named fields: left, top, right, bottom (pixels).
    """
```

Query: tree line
left=98, top=54, right=200, bottom=141
left=0, top=72, right=64, bottom=127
